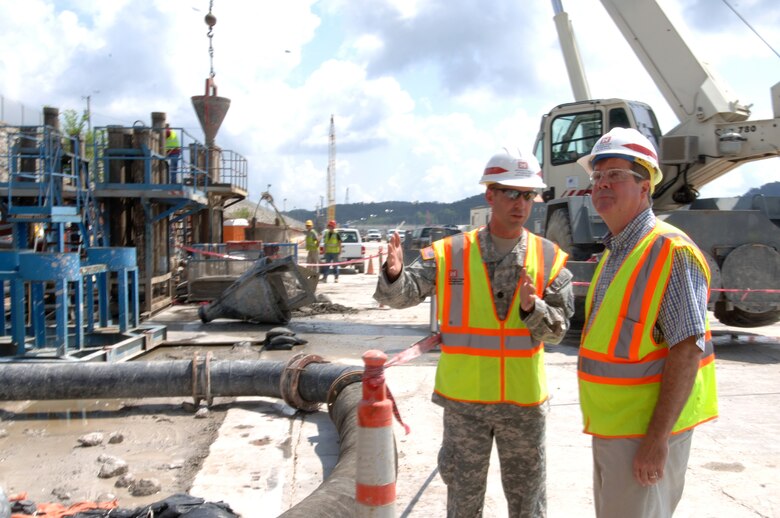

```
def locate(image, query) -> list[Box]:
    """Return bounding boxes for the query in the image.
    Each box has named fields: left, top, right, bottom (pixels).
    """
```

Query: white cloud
left=0, top=0, right=778, bottom=211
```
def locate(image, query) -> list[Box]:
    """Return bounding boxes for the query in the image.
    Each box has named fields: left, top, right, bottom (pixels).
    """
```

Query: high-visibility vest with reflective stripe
left=166, top=129, right=180, bottom=152
left=579, top=220, right=718, bottom=438
left=324, top=231, right=340, bottom=254
left=433, top=228, right=568, bottom=406
left=305, top=230, right=319, bottom=251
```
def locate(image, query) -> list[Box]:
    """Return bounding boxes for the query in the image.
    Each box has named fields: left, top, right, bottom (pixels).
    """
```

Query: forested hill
left=286, top=193, right=486, bottom=227
left=276, top=181, right=780, bottom=229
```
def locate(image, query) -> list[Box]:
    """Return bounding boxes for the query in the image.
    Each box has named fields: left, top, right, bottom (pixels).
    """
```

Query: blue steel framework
left=0, top=113, right=247, bottom=360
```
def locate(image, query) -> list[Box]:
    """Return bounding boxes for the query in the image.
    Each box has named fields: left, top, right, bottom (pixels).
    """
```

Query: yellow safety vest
left=305, top=229, right=319, bottom=252
left=324, top=231, right=340, bottom=254
left=433, top=229, right=568, bottom=406
left=579, top=220, right=718, bottom=438
left=166, top=129, right=180, bottom=153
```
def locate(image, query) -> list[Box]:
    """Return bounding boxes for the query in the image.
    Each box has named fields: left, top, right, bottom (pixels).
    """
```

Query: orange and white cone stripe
left=356, top=350, right=396, bottom=517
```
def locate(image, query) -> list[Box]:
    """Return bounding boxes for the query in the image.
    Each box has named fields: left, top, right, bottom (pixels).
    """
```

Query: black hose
left=279, top=382, right=362, bottom=517
left=0, top=358, right=391, bottom=516
left=0, top=359, right=356, bottom=402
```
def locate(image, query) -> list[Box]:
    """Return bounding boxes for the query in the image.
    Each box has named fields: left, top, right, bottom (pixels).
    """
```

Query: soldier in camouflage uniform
left=375, top=151, right=574, bottom=517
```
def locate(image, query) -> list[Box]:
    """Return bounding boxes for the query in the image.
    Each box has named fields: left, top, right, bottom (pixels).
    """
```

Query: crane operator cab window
left=627, top=101, right=663, bottom=151
left=550, top=111, right=603, bottom=166
left=608, top=107, right=630, bottom=130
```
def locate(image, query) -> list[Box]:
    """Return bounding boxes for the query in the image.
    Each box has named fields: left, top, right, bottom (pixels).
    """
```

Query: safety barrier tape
left=572, top=281, right=780, bottom=300
left=179, top=245, right=244, bottom=260
left=179, top=245, right=385, bottom=268
left=299, top=253, right=383, bottom=268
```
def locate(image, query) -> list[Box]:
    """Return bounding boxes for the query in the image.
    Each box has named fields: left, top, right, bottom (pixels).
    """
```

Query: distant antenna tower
left=326, top=114, right=336, bottom=222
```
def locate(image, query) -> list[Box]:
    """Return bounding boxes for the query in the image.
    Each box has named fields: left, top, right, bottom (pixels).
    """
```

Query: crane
left=535, top=0, right=780, bottom=328
left=326, top=114, right=336, bottom=223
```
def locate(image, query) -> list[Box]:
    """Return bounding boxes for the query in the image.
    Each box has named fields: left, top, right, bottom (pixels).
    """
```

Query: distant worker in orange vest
left=374, top=150, right=574, bottom=516
left=304, top=219, right=320, bottom=269
left=165, top=123, right=181, bottom=181
left=576, top=128, right=718, bottom=518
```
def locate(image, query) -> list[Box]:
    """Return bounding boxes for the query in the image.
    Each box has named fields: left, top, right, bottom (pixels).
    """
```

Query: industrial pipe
left=0, top=357, right=356, bottom=404
left=279, top=382, right=362, bottom=517
left=0, top=356, right=396, bottom=515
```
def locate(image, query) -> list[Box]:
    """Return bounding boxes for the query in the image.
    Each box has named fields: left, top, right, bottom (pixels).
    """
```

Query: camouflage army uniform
left=374, top=227, right=574, bottom=518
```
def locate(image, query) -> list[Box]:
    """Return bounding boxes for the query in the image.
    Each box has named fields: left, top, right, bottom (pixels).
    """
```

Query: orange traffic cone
left=356, top=350, right=396, bottom=516
left=366, top=255, right=375, bottom=275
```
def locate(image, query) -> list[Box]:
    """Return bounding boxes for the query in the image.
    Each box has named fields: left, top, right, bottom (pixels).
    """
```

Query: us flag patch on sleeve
left=421, top=246, right=435, bottom=261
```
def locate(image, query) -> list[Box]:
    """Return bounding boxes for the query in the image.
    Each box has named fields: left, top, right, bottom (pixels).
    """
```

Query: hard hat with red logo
left=577, top=127, right=662, bottom=191
left=327, top=220, right=337, bottom=228
left=479, top=150, right=546, bottom=189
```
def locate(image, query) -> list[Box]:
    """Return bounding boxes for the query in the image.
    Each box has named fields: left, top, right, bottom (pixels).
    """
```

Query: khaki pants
left=592, top=430, right=693, bottom=518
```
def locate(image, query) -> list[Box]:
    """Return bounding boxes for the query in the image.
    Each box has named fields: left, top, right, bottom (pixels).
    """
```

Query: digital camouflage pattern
left=439, top=404, right=548, bottom=517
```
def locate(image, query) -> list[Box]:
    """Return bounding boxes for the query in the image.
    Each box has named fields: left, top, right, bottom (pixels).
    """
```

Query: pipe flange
left=204, top=351, right=213, bottom=407
left=326, top=370, right=363, bottom=420
left=280, top=353, right=328, bottom=412
left=191, top=352, right=213, bottom=408
left=192, top=353, right=200, bottom=407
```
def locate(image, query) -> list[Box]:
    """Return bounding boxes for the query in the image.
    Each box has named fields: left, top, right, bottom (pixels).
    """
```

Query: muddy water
left=0, top=394, right=222, bottom=508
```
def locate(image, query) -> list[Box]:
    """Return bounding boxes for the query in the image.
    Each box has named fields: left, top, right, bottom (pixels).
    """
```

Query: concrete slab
left=170, top=251, right=780, bottom=517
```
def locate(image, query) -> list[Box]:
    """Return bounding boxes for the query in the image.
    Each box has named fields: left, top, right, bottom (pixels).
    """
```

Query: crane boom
left=600, top=0, right=751, bottom=125
left=551, top=0, right=591, bottom=102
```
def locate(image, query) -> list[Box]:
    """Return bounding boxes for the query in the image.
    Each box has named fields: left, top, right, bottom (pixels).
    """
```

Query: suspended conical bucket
left=192, top=77, right=230, bottom=147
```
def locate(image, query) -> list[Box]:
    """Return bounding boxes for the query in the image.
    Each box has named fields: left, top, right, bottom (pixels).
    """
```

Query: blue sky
left=1, top=0, right=778, bottom=214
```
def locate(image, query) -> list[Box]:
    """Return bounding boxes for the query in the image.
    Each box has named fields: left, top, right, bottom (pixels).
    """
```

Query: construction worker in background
left=304, top=220, right=320, bottom=269
left=165, top=123, right=181, bottom=181
left=374, top=151, right=574, bottom=516
left=576, top=127, right=718, bottom=518
left=321, top=220, right=341, bottom=283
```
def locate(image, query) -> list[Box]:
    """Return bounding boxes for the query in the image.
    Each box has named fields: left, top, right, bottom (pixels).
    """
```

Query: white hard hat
left=577, top=127, right=662, bottom=189
left=479, top=151, right=546, bottom=189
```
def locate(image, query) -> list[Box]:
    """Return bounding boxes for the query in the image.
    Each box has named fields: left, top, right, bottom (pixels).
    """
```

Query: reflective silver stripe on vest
left=445, top=233, right=467, bottom=327
left=540, top=238, right=555, bottom=286
left=441, top=332, right=535, bottom=351
left=580, top=340, right=714, bottom=379
left=441, top=332, right=500, bottom=350
left=612, top=230, right=698, bottom=359
left=612, top=235, right=667, bottom=358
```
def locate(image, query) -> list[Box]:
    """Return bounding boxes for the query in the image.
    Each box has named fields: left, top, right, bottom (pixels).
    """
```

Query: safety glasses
left=590, top=168, right=645, bottom=184
left=492, top=187, right=537, bottom=201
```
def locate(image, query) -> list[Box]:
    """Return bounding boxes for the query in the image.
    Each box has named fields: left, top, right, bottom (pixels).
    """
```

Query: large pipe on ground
left=0, top=356, right=353, bottom=403
left=280, top=382, right=362, bottom=517
left=0, top=355, right=383, bottom=515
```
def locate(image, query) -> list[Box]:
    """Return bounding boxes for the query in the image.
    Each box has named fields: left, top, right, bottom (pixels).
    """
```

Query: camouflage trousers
left=438, top=404, right=547, bottom=518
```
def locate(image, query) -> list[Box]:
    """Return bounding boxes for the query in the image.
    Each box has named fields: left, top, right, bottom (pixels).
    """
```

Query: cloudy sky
left=1, top=0, right=778, bottom=212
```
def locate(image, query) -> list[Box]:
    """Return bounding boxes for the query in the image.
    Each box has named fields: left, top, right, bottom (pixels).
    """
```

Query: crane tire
left=545, top=208, right=599, bottom=261
left=714, top=302, right=780, bottom=328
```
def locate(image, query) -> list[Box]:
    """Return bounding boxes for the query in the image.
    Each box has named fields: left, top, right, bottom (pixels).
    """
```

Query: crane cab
left=530, top=98, right=662, bottom=260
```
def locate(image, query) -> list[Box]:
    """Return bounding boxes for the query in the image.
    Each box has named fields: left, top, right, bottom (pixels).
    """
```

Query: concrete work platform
left=158, top=262, right=780, bottom=518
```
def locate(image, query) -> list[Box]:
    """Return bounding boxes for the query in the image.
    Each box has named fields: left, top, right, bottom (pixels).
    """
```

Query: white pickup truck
left=320, top=228, right=366, bottom=273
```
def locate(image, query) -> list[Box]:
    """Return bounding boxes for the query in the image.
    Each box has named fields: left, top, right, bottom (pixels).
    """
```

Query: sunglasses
left=492, top=187, right=537, bottom=201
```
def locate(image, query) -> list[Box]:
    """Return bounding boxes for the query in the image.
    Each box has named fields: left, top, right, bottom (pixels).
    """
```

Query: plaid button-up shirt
left=588, top=208, right=708, bottom=349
